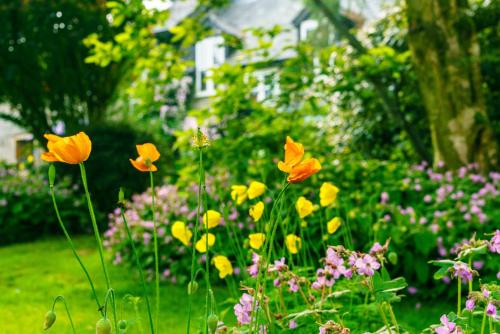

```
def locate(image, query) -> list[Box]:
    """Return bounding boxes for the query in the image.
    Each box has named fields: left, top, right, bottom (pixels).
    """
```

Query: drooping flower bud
left=96, top=318, right=112, bottom=334
left=188, top=281, right=198, bottom=295
left=207, top=314, right=219, bottom=334
left=44, top=310, right=56, bottom=330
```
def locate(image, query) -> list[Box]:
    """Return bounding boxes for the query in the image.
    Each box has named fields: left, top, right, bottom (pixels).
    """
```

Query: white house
left=0, top=104, right=34, bottom=163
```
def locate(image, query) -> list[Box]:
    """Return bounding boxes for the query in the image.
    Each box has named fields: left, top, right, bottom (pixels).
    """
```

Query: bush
left=0, top=161, right=87, bottom=245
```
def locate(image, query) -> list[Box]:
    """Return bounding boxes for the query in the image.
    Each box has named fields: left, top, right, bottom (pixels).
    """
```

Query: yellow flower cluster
left=230, top=181, right=266, bottom=205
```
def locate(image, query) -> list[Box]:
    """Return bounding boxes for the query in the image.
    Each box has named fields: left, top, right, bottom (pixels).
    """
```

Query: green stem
left=52, top=296, right=76, bottom=334
left=49, top=184, right=103, bottom=316
left=187, top=148, right=203, bottom=334
left=457, top=278, right=462, bottom=317
left=149, top=171, right=160, bottom=333
left=79, top=163, right=111, bottom=290
left=120, top=209, right=155, bottom=334
left=468, top=256, right=473, bottom=294
left=480, top=305, right=487, bottom=334
left=386, top=303, right=399, bottom=334
left=250, top=182, right=289, bottom=333
left=203, top=183, right=213, bottom=334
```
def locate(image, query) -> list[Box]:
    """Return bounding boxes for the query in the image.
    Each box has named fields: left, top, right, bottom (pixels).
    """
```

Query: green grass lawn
left=0, top=237, right=452, bottom=334
left=0, top=236, right=231, bottom=334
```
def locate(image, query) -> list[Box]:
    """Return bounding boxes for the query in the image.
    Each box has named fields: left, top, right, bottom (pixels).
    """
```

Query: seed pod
left=118, top=319, right=127, bottom=330
left=388, top=252, right=398, bottom=265
left=188, top=281, right=199, bottom=295
left=44, top=310, right=56, bottom=330
left=207, top=314, right=218, bottom=334
left=96, top=318, right=112, bottom=334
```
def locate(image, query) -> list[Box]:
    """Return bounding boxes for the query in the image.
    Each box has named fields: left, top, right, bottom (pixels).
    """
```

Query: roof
left=155, top=0, right=305, bottom=63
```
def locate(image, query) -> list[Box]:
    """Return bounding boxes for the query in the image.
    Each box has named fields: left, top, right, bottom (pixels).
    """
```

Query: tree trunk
left=406, top=0, right=498, bottom=171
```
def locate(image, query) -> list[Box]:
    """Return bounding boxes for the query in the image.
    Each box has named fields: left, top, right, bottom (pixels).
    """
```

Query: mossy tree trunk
left=406, top=0, right=498, bottom=171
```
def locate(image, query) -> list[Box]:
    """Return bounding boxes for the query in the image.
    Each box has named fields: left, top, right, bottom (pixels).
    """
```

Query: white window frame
left=195, top=36, right=225, bottom=97
left=253, top=69, right=280, bottom=102
left=299, top=19, right=318, bottom=41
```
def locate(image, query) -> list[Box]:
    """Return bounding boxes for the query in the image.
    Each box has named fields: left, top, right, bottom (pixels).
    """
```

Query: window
left=299, top=19, right=318, bottom=41
left=195, top=36, right=225, bottom=96
left=254, top=70, right=279, bottom=102
left=14, top=134, right=34, bottom=162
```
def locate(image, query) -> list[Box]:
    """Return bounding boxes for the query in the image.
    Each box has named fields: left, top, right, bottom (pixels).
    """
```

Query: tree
left=0, top=0, right=121, bottom=142
left=406, top=0, right=498, bottom=171
left=311, top=0, right=432, bottom=162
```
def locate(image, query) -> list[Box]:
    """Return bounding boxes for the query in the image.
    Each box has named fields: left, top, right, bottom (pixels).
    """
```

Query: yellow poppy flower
left=231, top=185, right=248, bottom=205
left=249, top=201, right=264, bottom=222
left=247, top=181, right=266, bottom=199
left=320, top=182, right=339, bottom=207
left=130, top=143, right=160, bottom=172
left=327, top=217, right=342, bottom=234
left=212, top=255, right=233, bottom=279
left=296, top=196, right=314, bottom=219
left=285, top=234, right=302, bottom=254
left=195, top=233, right=216, bottom=253
left=171, top=221, right=193, bottom=246
left=41, top=132, right=92, bottom=164
left=248, top=233, right=266, bottom=250
left=202, top=210, right=221, bottom=229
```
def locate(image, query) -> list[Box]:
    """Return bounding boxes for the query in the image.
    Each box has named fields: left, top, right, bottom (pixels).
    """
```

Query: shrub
left=0, top=161, right=87, bottom=245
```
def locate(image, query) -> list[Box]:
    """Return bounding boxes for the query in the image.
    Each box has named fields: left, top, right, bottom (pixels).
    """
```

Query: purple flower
left=234, top=293, right=255, bottom=325
left=287, top=278, right=299, bottom=293
left=486, top=302, right=497, bottom=318
left=465, top=299, right=475, bottom=311
left=380, top=192, right=389, bottom=204
left=289, top=320, right=297, bottom=329
left=452, top=262, right=473, bottom=282
left=408, top=286, right=418, bottom=295
left=247, top=253, right=260, bottom=278
left=355, top=254, right=381, bottom=276
left=489, top=230, right=500, bottom=254
left=435, top=315, right=462, bottom=334
left=325, top=248, right=348, bottom=278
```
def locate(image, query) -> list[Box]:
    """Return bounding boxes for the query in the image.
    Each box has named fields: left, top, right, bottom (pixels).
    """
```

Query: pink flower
left=452, top=262, right=473, bottom=282
left=289, top=320, right=297, bottom=329
left=380, top=192, right=389, bottom=204
left=486, top=302, right=497, bottom=318
left=465, top=299, right=475, bottom=311
left=287, top=278, right=299, bottom=293
left=435, top=315, right=462, bottom=334
left=354, top=254, right=380, bottom=276
left=489, top=230, right=500, bottom=254
left=234, top=293, right=255, bottom=325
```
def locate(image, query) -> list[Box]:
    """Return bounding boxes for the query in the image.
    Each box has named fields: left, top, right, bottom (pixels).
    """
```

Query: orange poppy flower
left=129, top=143, right=160, bottom=172
left=277, top=136, right=304, bottom=173
left=41, top=132, right=92, bottom=164
left=278, top=137, right=321, bottom=183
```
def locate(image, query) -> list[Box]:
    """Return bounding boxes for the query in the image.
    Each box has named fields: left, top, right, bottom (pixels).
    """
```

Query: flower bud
left=207, top=314, right=218, bottom=334
left=188, top=281, right=199, bottom=295
left=118, top=319, right=127, bottom=330
left=48, top=165, right=56, bottom=187
left=96, top=318, right=112, bottom=334
left=44, top=310, right=56, bottom=330
left=388, top=252, right=398, bottom=265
